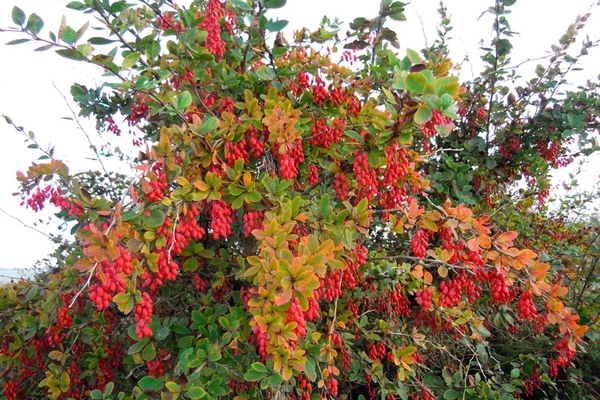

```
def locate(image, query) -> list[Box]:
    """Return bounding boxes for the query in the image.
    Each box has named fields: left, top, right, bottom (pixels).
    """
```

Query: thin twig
left=52, top=82, right=112, bottom=181
left=0, top=207, right=56, bottom=241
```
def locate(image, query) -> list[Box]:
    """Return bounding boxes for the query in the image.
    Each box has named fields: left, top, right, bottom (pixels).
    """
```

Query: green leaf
left=183, top=257, right=199, bottom=272
left=55, top=48, right=86, bottom=61
left=88, top=37, right=116, bottom=45
left=501, top=383, right=516, bottom=393
left=305, top=357, right=317, bottom=381
left=485, top=157, right=497, bottom=170
left=413, top=106, right=432, bottom=125
left=90, top=389, right=103, bottom=399
left=121, top=52, right=140, bottom=70
left=138, top=376, right=164, bottom=392
left=166, top=381, right=181, bottom=393
left=389, top=12, right=406, bottom=21
left=143, top=208, right=165, bottom=228
left=112, top=293, right=134, bottom=314
left=255, top=66, right=276, bottom=80
left=476, top=324, right=492, bottom=337
left=406, top=48, right=421, bottom=64
left=66, top=1, right=87, bottom=10
left=264, top=0, right=286, bottom=8
left=5, top=38, right=31, bottom=45
left=177, top=90, right=193, bottom=110
left=110, top=1, right=128, bottom=12
left=34, top=44, right=54, bottom=52
left=251, top=362, right=268, bottom=373
left=11, top=6, right=26, bottom=26
left=423, top=94, right=441, bottom=110
left=437, top=82, right=460, bottom=99
left=443, top=389, right=460, bottom=400
left=25, top=13, right=44, bottom=35
left=440, top=93, right=454, bottom=110
left=127, top=337, right=150, bottom=354
left=186, top=386, right=207, bottom=398
left=60, top=26, right=77, bottom=45
left=265, top=19, right=288, bottom=32
left=405, top=72, right=427, bottom=93
left=199, top=116, right=219, bottom=135
left=142, top=342, right=157, bottom=361
left=244, top=368, right=267, bottom=381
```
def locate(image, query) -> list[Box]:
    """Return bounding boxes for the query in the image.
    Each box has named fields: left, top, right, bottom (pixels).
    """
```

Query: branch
left=0, top=207, right=57, bottom=242
left=369, top=253, right=474, bottom=272
left=52, top=82, right=112, bottom=182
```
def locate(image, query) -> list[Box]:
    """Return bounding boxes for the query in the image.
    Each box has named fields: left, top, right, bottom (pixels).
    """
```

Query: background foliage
left=1, top=0, right=599, bottom=399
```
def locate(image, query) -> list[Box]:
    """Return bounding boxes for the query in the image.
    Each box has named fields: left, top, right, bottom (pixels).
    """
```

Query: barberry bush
left=1, top=0, right=600, bottom=399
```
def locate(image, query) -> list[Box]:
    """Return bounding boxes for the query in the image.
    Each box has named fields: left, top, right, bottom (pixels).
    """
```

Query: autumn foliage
left=1, top=0, right=600, bottom=399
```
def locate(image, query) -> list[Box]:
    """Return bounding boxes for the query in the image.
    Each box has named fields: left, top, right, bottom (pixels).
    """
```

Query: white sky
left=0, top=0, right=599, bottom=271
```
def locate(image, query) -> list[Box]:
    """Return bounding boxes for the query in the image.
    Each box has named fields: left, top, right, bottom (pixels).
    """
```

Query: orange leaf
left=439, top=249, right=454, bottom=263
left=550, top=284, right=568, bottom=298
left=456, top=204, right=472, bottom=221
left=515, top=249, right=537, bottom=268
left=473, top=216, right=494, bottom=235
left=424, top=271, right=433, bottom=285
left=496, top=231, right=518, bottom=247
left=467, top=237, right=480, bottom=252
left=412, top=265, right=424, bottom=279
left=478, top=234, right=491, bottom=249
left=406, top=201, right=425, bottom=221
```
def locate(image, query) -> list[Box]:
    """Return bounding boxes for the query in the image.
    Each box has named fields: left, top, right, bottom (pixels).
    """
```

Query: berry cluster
left=367, top=341, right=387, bottom=361
left=353, top=151, right=378, bottom=201
left=169, top=66, right=194, bottom=89
left=198, top=0, right=231, bottom=59
left=415, top=287, right=432, bottom=310
left=145, top=162, right=168, bottom=202
left=134, top=292, right=153, bottom=338
left=516, top=290, right=537, bottom=320
left=157, top=13, right=184, bottom=33
left=170, top=206, right=206, bottom=254
left=24, top=185, right=52, bottom=212
left=219, top=96, right=234, bottom=114
left=304, top=296, right=320, bottom=321
left=225, top=139, right=250, bottom=167
left=243, top=210, right=264, bottom=237
left=316, top=269, right=343, bottom=302
left=553, top=336, right=576, bottom=367
left=347, top=96, right=361, bottom=117
left=89, top=260, right=126, bottom=311
left=411, top=229, right=429, bottom=258
left=126, top=95, right=149, bottom=125
left=192, top=273, right=207, bottom=292
left=147, top=359, right=165, bottom=378
left=381, top=143, right=409, bottom=186
left=276, top=138, right=304, bottom=180
left=389, top=284, right=411, bottom=316
left=310, top=118, right=345, bottom=148
left=438, top=279, right=462, bottom=308
left=311, top=76, right=328, bottom=105
left=286, top=297, right=307, bottom=339
left=333, top=172, right=349, bottom=201
left=251, top=325, right=270, bottom=361
left=537, top=139, right=570, bottom=168
left=296, top=374, right=313, bottom=400
left=326, top=376, right=339, bottom=397
left=306, top=163, right=319, bottom=186
left=245, top=126, right=264, bottom=158
left=209, top=199, right=233, bottom=240
left=488, top=269, right=512, bottom=304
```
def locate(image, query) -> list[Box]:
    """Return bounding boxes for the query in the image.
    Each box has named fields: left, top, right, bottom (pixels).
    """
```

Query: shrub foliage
left=1, top=0, right=599, bottom=399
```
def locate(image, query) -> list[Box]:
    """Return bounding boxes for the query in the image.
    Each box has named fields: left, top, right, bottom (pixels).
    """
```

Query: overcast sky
left=0, top=0, right=599, bottom=272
